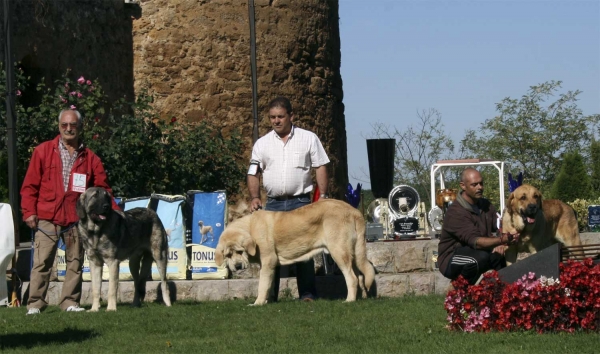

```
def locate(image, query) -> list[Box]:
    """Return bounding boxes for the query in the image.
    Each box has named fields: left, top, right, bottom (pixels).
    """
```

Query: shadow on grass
left=0, top=327, right=100, bottom=350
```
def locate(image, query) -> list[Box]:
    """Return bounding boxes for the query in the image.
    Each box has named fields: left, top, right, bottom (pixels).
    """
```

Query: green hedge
left=0, top=67, right=245, bottom=202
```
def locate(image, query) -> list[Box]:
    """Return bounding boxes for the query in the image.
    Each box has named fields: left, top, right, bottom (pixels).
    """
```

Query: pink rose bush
left=55, top=73, right=103, bottom=114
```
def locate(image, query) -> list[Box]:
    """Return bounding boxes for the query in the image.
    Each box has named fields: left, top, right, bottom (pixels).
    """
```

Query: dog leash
left=35, top=222, right=78, bottom=237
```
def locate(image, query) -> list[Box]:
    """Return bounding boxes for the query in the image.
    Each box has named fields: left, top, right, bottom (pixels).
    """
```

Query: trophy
left=367, top=198, right=394, bottom=240
left=389, top=185, right=420, bottom=238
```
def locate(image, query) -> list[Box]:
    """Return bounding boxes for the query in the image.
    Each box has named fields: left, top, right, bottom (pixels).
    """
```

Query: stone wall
left=3, top=0, right=348, bottom=201
left=4, top=0, right=136, bottom=105
left=132, top=0, right=348, bottom=198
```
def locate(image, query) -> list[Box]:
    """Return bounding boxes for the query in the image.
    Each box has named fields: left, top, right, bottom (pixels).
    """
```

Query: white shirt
left=250, top=126, right=330, bottom=197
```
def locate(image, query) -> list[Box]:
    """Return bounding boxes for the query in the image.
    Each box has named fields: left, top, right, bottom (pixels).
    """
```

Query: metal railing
left=560, top=244, right=600, bottom=262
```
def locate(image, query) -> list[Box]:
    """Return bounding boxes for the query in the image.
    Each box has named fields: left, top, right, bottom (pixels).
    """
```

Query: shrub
left=591, top=139, right=600, bottom=198
left=567, top=197, right=600, bottom=231
left=1, top=69, right=245, bottom=201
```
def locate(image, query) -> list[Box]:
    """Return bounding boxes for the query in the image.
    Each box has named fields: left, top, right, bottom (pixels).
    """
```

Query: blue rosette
left=345, top=183, right=362, bottom=208
left=508, top=171, right=523, bottom=193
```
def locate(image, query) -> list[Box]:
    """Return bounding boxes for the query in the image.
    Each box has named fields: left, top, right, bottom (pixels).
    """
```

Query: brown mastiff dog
left=214, top=199, right=375, bottom=305
left=501, top=184, right=582, bottom=265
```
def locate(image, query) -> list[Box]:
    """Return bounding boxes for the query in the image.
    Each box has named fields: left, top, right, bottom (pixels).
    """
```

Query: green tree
left=590, top=139, right=600, bottom=198
left=370, top=108, right=456, bottom=209
left=550, top=151, right=591, bottom=202
left=460, top=80, right=599, bottom=193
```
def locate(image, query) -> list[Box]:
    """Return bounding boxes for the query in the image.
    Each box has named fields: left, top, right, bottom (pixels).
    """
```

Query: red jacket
left=20, top=135, right=118, bottom=226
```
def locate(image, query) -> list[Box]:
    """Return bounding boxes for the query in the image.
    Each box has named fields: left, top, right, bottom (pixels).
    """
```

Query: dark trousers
left=265, top=195, right=315, bottom=301
left=444, top=246, right=506, bottom=284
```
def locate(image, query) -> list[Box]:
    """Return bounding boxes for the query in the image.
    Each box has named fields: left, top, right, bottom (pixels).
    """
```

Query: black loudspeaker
left=366, top=139, right=396, bottom=199
left=497, top=243, right=561, bottom=284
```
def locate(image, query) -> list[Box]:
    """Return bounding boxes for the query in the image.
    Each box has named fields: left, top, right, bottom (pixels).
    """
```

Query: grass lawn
left=1, top=295, right=598, bottom=353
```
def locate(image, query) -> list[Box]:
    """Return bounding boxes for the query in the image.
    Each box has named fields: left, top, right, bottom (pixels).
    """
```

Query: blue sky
left=339, top=0, right=600, bottom=189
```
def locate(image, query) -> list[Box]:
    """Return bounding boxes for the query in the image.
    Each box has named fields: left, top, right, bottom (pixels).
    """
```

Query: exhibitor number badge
left=72, top=173, right=87, bottom=193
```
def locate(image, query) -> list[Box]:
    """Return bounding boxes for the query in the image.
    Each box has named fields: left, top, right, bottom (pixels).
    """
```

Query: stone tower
left=132, top=0, right=348, bottom=199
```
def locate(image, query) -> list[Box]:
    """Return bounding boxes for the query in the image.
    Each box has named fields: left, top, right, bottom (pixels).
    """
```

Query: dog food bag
left=150, top=194, right=188, bottom=280
left=187, top=190, right=229, bottom=280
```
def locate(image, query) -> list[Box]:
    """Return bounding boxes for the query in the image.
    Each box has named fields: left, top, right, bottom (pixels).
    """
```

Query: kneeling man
left=438, top=168, right=518, bottom=284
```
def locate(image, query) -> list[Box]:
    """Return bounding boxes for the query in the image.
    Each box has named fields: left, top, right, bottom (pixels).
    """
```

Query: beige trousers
left=27, top=220, right=83, bottom=311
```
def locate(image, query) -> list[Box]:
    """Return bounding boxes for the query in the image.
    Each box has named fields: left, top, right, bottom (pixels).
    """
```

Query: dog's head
left=76, top=187, right=113, bottom=224
left=214, top=219, right=256, bottom=272
left=436, top=188, right=458, bottom=209
left=507, top=184, right=543, bottom=225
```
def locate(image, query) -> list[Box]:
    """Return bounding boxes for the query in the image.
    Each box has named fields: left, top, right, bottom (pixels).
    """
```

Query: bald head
left=460, top=168, right=480, bottom=183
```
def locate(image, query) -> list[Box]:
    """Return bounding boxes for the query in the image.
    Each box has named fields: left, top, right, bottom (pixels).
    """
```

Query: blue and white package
left=187, top=190, right=228, bottom=279
left=151, top=194, right=187, bottom=280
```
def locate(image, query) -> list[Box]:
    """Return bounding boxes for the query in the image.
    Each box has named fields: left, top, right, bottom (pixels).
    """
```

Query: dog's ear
left=507, top=191, right=515, bottom=215
left=214, top=243, right=224, bottom=267
left=76, top=193, right=87, bottom=220
left=242, top=233, right=256, bottom=256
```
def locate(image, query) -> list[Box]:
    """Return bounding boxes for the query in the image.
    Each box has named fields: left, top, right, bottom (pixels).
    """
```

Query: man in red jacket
left=437, top=168, right=519, bottom=285
left=21, top=109, right=117, bottom=315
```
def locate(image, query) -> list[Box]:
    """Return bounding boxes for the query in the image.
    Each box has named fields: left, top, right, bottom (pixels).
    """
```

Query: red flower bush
left=445, top=259, right=600, bottom=333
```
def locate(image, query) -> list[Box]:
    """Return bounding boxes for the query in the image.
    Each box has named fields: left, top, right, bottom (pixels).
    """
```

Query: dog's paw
left=106, top=306, right=117, bottom=312
left=87, top=308, right=100, bottom=312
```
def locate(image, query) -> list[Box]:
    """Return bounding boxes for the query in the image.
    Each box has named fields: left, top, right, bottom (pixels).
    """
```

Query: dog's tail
left=353, top=211, right=375, bottom=295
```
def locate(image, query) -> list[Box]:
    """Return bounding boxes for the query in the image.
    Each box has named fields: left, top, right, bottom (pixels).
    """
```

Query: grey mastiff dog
left=76, top=187, right=171, bottom=311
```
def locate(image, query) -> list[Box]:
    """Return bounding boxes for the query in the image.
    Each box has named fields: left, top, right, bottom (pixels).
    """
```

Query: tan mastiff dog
left=215, top=199, right=375, bottom=305
left=501, top=184, right=582, bottom=265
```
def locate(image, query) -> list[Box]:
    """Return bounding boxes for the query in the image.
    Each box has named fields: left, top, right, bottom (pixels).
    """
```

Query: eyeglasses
left=60, top=122, right=79, bottom=129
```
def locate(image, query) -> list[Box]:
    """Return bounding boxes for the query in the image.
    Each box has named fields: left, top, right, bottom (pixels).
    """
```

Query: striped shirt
left=58, top=139, right=83, bottom=192
left=250, top=126, right=330, bottom=197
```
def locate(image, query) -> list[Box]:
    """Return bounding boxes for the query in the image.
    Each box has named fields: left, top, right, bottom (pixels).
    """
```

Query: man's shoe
left=66, top=305, right=85, bottom=312
left=26, top=308, right=41, bottom=315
